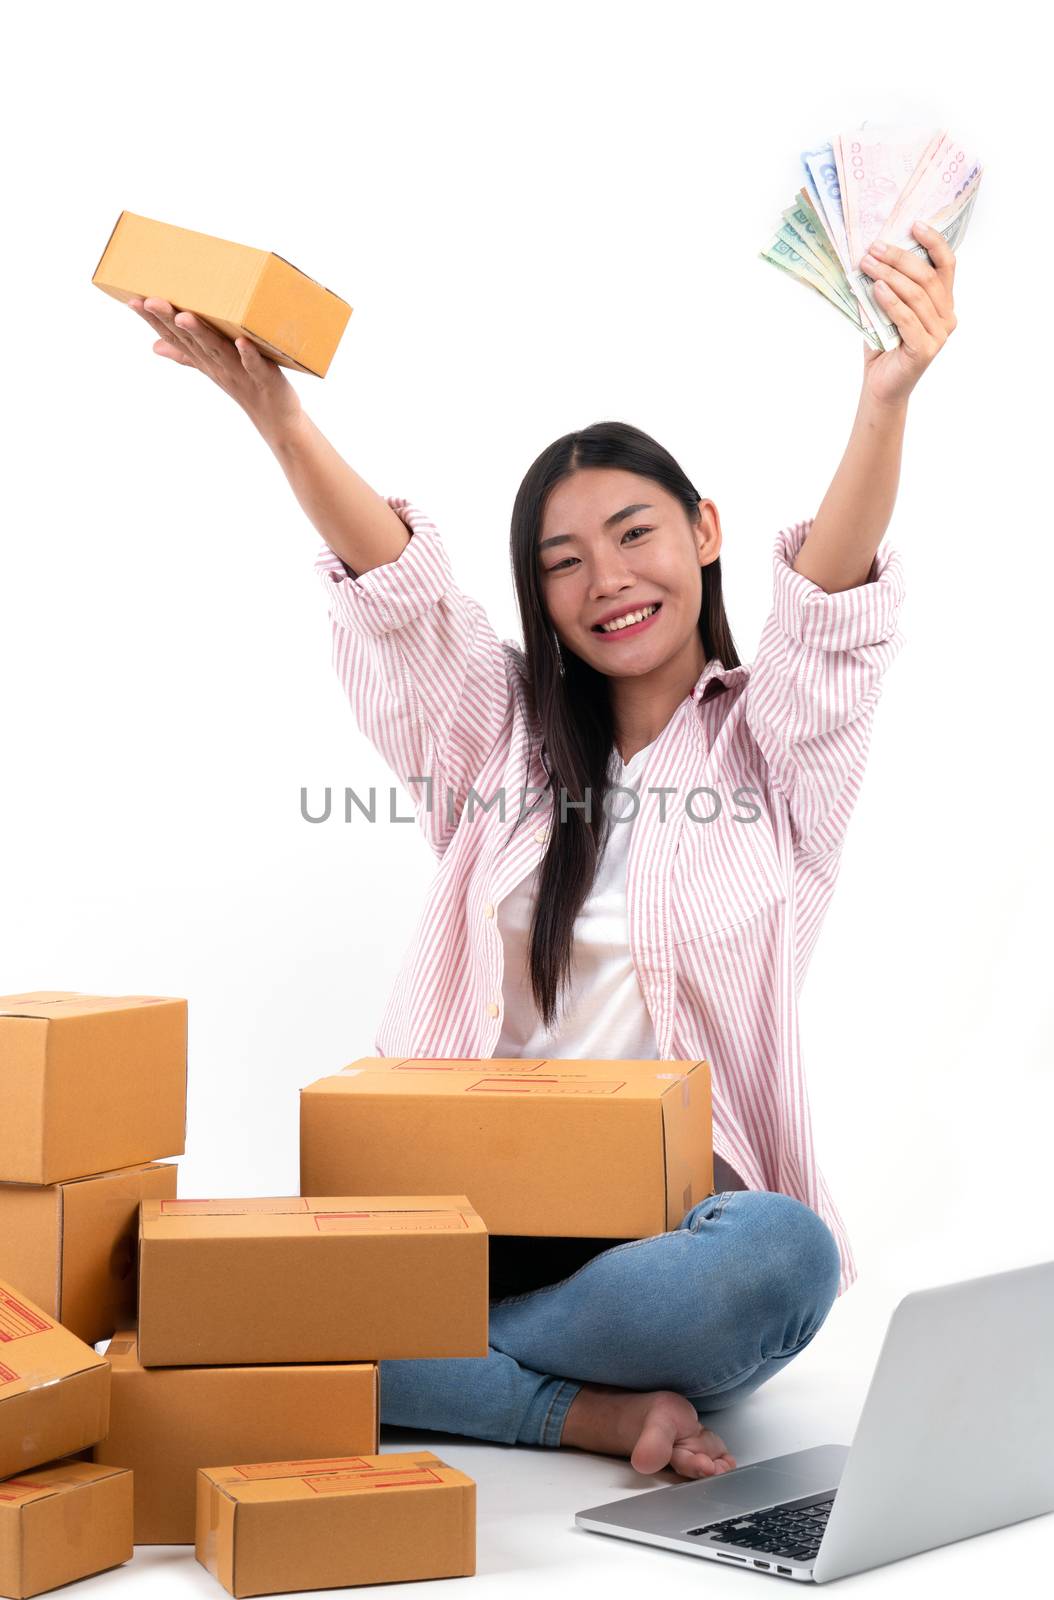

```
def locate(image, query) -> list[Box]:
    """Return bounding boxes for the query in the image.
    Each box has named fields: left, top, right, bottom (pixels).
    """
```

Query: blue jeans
left=379, top=1189, right=843, bottom=1447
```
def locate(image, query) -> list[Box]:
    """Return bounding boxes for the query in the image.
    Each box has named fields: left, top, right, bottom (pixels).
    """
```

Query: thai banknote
left=759, top=125, right=982, bottom=350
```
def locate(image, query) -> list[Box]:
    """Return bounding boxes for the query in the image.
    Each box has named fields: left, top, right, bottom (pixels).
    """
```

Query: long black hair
left=508, top=419, right=742, bottom=1033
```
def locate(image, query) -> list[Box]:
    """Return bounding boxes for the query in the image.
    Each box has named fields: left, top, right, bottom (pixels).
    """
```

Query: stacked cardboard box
left=97, top=1192, right=487, bottom=1550
left=0, top=1281, right=111, bottom=1479
left=93, top=1329, right=380, bottom=1546
left=0, top=992, right=187, bottom=1346
left=196, top=1451, right=475, bottom=1597
left=0, top=1163, right=177, bottom=1347
left=0, top=1458, right=132, bottom=1600
left=3, top=993, right=715, bottom=1594
left=0, top=1276, right=126, bottom=1595
left=0, top=991, right=188, bottom=1409
left=0, top=990, right=188, bottom=1591
left=1, top=990, right=487, bottom=1592
left=135, top=1194, right=489, bottom=1365
left=0, top=993, right=187, bottom=1186
left=108, top=1194, right=487, bottom=1585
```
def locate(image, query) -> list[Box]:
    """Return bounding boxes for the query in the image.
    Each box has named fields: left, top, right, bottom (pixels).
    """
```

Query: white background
left=3, top=1, right=1052, bottom=1594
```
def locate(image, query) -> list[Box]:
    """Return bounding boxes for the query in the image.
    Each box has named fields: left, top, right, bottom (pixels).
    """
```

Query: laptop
left=575, top=1258, right=1054, bottom=1583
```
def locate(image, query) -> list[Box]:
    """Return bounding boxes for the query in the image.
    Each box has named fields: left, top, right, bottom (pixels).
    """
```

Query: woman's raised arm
left=127, top=296, right=408, bottom=574
left=128, top=296, right=516, bottom=860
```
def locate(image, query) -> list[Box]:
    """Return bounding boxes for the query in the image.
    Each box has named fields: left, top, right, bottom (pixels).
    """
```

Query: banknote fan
left=760, top=125, right=982, bottom=349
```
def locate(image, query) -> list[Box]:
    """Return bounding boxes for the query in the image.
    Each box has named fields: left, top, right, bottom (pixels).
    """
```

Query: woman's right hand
left=128, top=297, right=304, bottom=444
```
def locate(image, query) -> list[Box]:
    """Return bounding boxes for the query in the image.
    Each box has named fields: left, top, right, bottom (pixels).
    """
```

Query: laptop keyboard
left=686, top=1490, right=837, bottom=1563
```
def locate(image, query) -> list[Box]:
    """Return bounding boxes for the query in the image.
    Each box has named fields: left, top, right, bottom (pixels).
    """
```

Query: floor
left=80, top=1277, right=1051, bottom=1598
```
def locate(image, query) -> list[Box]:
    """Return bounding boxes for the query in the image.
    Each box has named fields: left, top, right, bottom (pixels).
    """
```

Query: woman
left=128, top=218, right=955, bottom=1480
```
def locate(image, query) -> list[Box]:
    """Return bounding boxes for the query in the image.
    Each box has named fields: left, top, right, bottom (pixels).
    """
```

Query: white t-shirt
left=494, top=731, right=747, bottom=1196
left=494, top=733, right=662, bottom=1059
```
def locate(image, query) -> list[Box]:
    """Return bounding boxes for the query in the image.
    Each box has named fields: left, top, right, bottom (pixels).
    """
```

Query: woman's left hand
left=858, top=219, right=958, bottom=408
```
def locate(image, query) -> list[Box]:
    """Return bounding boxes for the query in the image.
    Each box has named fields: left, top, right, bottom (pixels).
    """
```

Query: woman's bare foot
left=560, top=1383, right=737, bottom=1478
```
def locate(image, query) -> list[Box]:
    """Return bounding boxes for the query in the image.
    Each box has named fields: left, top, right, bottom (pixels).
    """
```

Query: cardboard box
left=0, top=1162, right=177, bottom=1346
left=93, top=1331, right=378, bottom=1545
left=0, top=1459, right=132, bottom=1599
left=137, top=1196, right=488, bottom=1367
left=0, top=992, right=187, bottom=1185
left=0, top=1280, right=109, bottom=1478
left=300, top=1058, right=714, bottom=1237
left=92, top=211, right=353, bottom=378
left=196, top=1452, right=475, bottom=1597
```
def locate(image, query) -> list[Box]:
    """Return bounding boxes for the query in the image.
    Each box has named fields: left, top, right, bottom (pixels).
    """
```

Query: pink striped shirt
left=315, top=499, right=906, bottom=1296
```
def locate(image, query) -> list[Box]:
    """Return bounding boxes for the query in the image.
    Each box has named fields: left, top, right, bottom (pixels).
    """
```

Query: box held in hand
left=92, top=211, right=353, bottom=377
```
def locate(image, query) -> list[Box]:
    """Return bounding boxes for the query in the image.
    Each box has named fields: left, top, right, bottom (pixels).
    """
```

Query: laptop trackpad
left=673, top=1464, right=824, bottom=1522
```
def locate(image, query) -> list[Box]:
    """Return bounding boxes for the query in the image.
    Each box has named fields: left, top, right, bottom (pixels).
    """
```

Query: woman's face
left=537, top=467, right=722, bottom=678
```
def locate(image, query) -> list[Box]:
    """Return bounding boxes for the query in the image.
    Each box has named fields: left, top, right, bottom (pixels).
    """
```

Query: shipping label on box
left=0, top=1278, right=109, bottom=1477
left=92, top=1330, right=378, bottom=1544
left=137, top=1195, right=488, bottom=1367
left=0, top=1458, right=132, bottom=1599
left=196, top=1451, right=475, bottom=1597
left=0, top=992, right=187, bottom=1184
left=301, top=1058, right=714, bottom=1237
left=0, top=1161, right=177, bottom=1345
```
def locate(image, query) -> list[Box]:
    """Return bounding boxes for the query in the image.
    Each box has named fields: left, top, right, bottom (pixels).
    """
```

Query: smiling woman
left=303, top=414, right=905, bottom=1478
left=133, top=313, right=904, bottom=1470
left=511, top=425, right=743, bottom=1031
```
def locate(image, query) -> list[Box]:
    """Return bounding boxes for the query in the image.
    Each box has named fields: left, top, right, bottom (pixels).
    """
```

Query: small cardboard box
left=0, top=992, right=187, bottom=1185
left=0, top=1161, right=177, bottom=1346
left=0, top=1459, right=132, bottom=1599
left=93, top=1331, right=378, bottom=1545
left=137, top=1195, right=488, bottom=1367
left=0, top=1280, right=109, bottom=1478
left=92, top=211, right=353, bottom=378
left=300, top=1058, right=714, bottom=1237
left=196, top=1452, right=475, bottom=1597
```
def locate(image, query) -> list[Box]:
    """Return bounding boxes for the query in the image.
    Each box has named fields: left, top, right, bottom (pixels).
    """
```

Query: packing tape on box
left=652, top=1070, right=691, bottom=1107
left=0, top=1471, right=92, bottom=1541
left=0, top=995, right=170, bottom=1015
left=62, top=1477, right=91, bottom=1548
left=204, top=1483, right=222, bottom=1580
left=6, top=1367, right=107, bottom=1474
left=15, top=1366, right=68, bottom=1461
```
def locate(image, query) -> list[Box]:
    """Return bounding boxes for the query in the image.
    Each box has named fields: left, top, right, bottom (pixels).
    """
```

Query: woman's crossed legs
left=379, top=1189, right=842, bottom=1477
